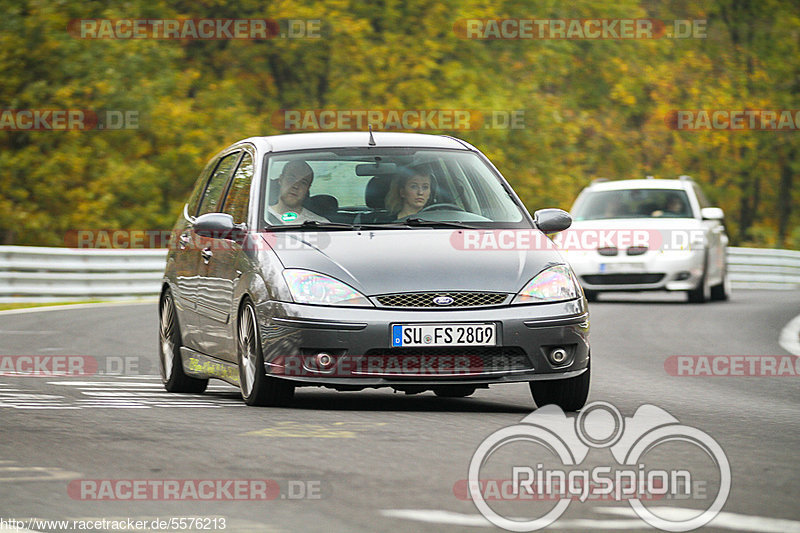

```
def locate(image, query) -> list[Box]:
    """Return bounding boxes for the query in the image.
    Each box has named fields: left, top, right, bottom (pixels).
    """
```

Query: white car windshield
left=261, top=148, right=530, bottom=228
left=572, top=189, right=694, bottom=220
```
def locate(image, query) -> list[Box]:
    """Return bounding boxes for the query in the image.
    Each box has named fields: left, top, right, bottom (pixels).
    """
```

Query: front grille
left=582, top=273, right=665, bottom=285
left=375, top=292, right=508, bottom=308
left=626, top=246, right=648, bottom=256
left=363, top=346, right=531, bottom=373
left=597, top=247, right=618, bottom=256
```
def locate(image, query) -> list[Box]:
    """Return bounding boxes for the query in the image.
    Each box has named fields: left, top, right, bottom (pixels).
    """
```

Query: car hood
left=264, top=229, right=565, bottom=295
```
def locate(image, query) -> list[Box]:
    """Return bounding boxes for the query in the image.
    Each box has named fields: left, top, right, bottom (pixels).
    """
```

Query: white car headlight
left=282, top=269, right=373, bottom=307
left=512, top=264, right=579, bottom=304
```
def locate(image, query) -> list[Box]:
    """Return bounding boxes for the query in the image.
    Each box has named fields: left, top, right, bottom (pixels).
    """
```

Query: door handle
left=201, top=247, right=213, bottom=263
left=178, top=232, right=191, bottom=250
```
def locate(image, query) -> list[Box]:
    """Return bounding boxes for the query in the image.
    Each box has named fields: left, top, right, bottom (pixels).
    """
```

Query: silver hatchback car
left=159, top=132, right=590, bottom=409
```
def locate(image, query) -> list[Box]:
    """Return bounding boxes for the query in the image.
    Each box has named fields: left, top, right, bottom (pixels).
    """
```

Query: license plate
left=391, top=324, right=496, bottom=347
left=600, top=262, right=646, bottom=273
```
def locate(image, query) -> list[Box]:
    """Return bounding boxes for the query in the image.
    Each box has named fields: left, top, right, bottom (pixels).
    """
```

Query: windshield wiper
left=399, top=218, right=479, bottom=229
left=268, top=220, right=358, bottom=231
left=268, top=219, right=479, bottom=231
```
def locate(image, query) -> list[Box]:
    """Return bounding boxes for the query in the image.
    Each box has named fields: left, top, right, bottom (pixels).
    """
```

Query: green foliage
left=0, top=0, right=798, bottom=247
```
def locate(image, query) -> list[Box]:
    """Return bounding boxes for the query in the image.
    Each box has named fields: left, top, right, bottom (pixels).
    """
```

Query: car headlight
left=282, top=269, right=373, bottom=307
left=512, top=264, right=579, bottom=304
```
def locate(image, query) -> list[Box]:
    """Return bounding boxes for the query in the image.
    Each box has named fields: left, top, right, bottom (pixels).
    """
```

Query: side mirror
left=193, top=213, right=239, bottom=239
left=701, top=207, right=724, bottom=221
left=534, top=208, right=572, bottom=233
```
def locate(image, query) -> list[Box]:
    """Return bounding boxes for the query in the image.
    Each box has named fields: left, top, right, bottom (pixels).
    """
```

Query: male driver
left=268, top=160, right=329, bottom=224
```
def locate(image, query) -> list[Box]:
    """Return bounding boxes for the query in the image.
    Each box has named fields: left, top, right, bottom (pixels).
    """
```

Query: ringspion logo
left=467, top=402, right=729, bottom=531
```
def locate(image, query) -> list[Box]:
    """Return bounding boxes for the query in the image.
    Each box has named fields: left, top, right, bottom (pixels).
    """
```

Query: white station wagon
left=562, top=177, right=729, bottom=303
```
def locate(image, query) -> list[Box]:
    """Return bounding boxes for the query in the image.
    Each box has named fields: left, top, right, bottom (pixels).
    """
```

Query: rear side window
left=222, top=152, right=254, bottom=224
left=186, top=159, right=217, bottom=216
left=197, top=152, right=240, bottom=216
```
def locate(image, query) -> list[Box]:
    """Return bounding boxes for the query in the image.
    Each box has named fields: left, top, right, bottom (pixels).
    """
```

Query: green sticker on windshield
left=281, top=211, right=298, bottom=222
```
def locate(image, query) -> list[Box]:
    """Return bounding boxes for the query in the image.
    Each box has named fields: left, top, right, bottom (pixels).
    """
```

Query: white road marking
left=48, top=381, right=165, bottom=387
left=0, top=330, right=61, bottom=334
left=0, top=465, right=81, bottom=482
left=779, top=313, right=800, bottom=356
left=381, top=510, right=491, bottom=527
left=380, top=509, right=647, bottom=529
left=599, top=507, right=800, bottom=533
left=0, top=377, right=242, bottom=409
left=381, top=507, right=800, bottom=532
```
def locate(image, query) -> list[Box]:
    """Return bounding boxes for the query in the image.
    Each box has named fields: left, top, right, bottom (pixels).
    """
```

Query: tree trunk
left=777, top=147, right=795, bottom=245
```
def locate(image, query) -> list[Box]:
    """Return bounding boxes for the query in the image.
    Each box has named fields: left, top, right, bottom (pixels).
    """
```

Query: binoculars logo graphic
left=468, top=401, right=730, bottom=532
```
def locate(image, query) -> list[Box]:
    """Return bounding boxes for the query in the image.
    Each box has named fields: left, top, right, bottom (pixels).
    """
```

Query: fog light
left=675, top=271, right=691, bottom=281
left=316, top=352, right=335, bottom=370
left=550, top=347, right=568, bottom=364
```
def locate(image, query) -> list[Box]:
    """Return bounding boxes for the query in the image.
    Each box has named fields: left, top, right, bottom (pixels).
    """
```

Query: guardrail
left=0, top=245, right=798, bottom=302
left=0, top=246, right=167, bottom=303
left=728, top=247, right=800, bottom=290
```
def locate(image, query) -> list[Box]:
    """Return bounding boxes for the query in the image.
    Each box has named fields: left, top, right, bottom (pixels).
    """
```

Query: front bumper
left=566, top=249, right=705, bottom=292
left=254, top=298, right=590, bottom=387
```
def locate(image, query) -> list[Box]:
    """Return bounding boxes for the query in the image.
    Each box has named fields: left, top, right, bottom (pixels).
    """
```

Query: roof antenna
left=368, top=124, right=376, bottom=146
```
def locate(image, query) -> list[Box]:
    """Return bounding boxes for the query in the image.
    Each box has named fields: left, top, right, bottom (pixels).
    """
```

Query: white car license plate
left=391, top=324, right=496, bottom=347
left=600, top=262, right=646, bottom=273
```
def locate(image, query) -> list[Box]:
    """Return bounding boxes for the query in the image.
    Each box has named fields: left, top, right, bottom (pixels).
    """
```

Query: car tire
left=687, top=255, right=710, bottom=303
left=159, top=289, right=209, bottom=394
left=583, top=290, right=598, bottom=302
left=237, top=299, right=295, bottom=407
left=710, top=265, right=730, bottom=301
left=529, top=363, right=590, bottom=411
left=433, top=386, right=476, bottom=398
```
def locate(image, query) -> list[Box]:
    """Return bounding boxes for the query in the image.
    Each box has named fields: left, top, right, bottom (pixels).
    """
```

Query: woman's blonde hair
left=385, top=170, right=433, bottom=215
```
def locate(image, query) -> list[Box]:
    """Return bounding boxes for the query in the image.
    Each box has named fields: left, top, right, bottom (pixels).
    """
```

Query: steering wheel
left=417, top=203, right=465, bottom=214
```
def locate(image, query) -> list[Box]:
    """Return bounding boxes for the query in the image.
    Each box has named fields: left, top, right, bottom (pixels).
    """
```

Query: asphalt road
left=1, top=290, right=798, bottom=533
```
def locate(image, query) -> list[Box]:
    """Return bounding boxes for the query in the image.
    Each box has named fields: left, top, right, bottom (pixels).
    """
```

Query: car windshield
left=572, top=189, right=694, bottom=221
left=260, top=148, right=530, bottom=229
